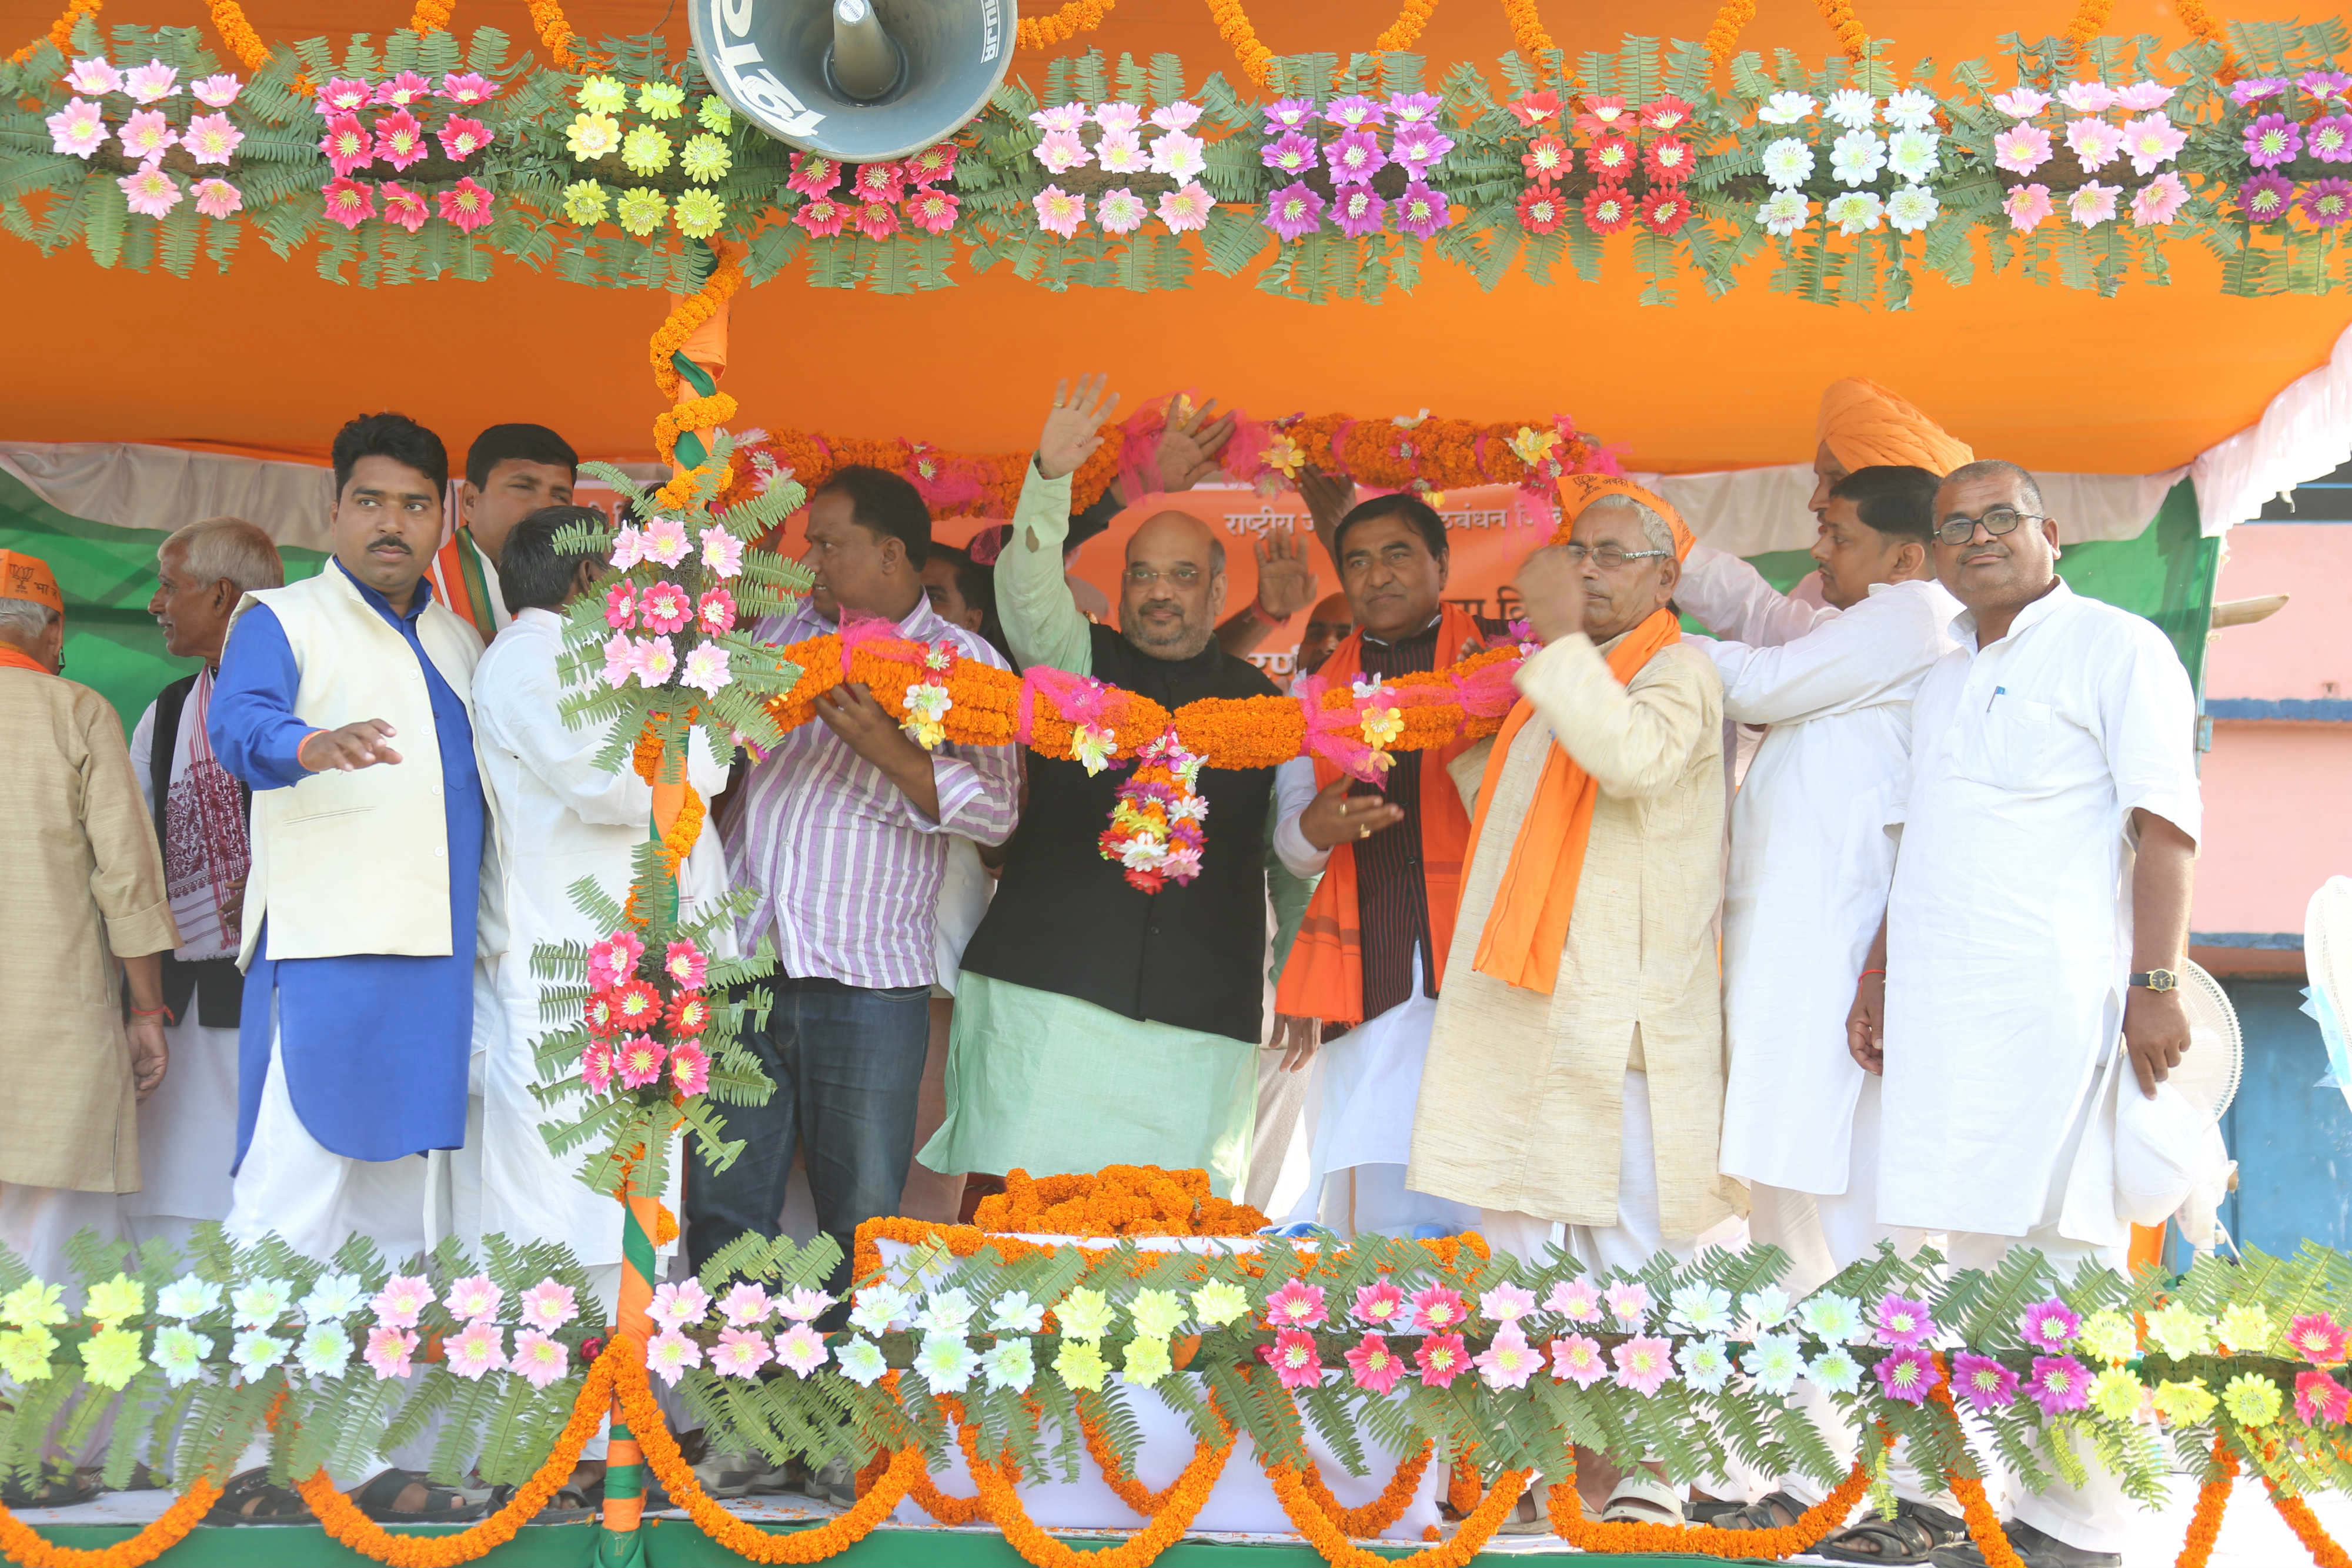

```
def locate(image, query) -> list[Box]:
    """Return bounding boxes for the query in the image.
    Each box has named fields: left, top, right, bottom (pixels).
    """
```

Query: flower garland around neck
left=1269, top=1456, right=1531, bottom=1568
left=1544, top=1427, right=1884, bottom=1559
left=1102, top=728, right=1208, bottom=892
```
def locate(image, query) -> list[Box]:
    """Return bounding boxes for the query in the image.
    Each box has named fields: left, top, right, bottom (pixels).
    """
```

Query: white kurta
left=470, top=609, right=731, bottom=1271
left=1699, top=576, right=1961, bottom=1195
left=1880, top=581, right=2201, bottom=1241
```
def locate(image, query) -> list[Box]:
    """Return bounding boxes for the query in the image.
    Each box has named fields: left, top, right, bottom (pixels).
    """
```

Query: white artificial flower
left=913, top=1332, right=980, bottom=1393
left=231, top=1279, right=292, bottom=1329
left=1808, top=1346, right=1863, bottom=1395
left=836, top=1336, right=888, bottom=1386
left=1669, top=1283, right=1735, bottom=1335
left=153, top=1325, right=213, bottom=1387
left=299, top=1273, right=365, bottom=1321
left=1757, top=91, right=1818, bottom=125
left=1798, top=1292, right=1866, bottom=1342
left=983, top=1336, right=1036, bottom=1392
left=1883, top=88, right=1937, bottom=129
left=1740, top=1287, right=1795, bottom=1330
left=916, top=1289, right=978, bottom=1336
left=1758, top=190, right=1811, bottom=236
left=1679, top=1336, right=1735, bottom=1393
left=157, top=1276, right=223, bottom=1321
left=297, top=1320, right=355, bottom=1378
left=1760, top=136, right=1816, bottom=189
left=1885, top=128, right=1940, bottom=180
left=1828, top=129, right=1886, bottom=186
left=1825, top=191, right=1884, bottom=233
left=988, top=1291, right=1047, bottom=1334
left=1746, top=1332, right=1805, bottom=1395
left=847, top=1285, right=911, bottom=1336
left=1825, top=88, right=1877, bottom=128
left=1886, top=183, right=1939, bottom=233
left=230, top=1329, right=291, bottom=1381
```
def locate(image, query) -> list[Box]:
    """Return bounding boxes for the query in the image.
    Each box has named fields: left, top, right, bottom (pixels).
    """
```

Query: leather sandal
left=1819, top=1497, right=1969, bottom=1563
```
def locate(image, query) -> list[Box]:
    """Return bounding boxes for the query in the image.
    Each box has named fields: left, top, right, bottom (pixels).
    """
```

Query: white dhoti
left=121, top=1014, right=242, bottom=1259
left=225, top=1025, right=431, bottom=1264
left=0, top=1185, right=122, bottom=1300
left=1478, top=1069, right=1696, bottom=1273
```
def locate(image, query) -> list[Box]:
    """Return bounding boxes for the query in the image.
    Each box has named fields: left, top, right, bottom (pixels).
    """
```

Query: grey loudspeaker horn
left=690, top=0, right=1013, bottom=163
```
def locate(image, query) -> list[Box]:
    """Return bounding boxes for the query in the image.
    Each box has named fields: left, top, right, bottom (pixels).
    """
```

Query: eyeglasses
left=1558, top=543, right=1672, bottom=570
left=1122, top=563, right=1204, bottom=587
left=1936, top=507, right=2044, bottom=546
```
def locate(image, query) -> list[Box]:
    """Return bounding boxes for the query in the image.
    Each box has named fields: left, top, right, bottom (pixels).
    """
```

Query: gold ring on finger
left=1337, top=802, right=1348, bottom=817
left=1358, top=825, right=1371, bottom=840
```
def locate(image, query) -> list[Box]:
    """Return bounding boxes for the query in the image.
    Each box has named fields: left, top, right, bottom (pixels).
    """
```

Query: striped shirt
left=723, top=597, right=1020, bottom=989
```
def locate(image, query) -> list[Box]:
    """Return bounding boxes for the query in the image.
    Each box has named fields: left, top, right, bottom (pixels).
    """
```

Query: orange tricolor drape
left=1275, top=603, right=1486, bottom=1025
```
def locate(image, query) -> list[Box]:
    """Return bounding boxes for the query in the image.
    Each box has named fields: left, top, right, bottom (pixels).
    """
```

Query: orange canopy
left=4, top=0, right=2345, bottom=474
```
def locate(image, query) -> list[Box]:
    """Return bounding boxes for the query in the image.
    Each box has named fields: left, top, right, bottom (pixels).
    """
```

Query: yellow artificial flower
left=615, top=188, right=669, bottom=236
left=2146, top=1303, right=2215, bottom=1361
left=83, top=1275, right=146, bottom=1328
left=2089, top=1365, right=2146, bottom=1422
left=674, top=188, right=727, bottom=239
left=1053, top=1338, right=1108, bottom=1392
left=1263, top=434, right=1305, bottom=479
left=1121, top=1335, right=1173, bottom=1388
left=1191, top=1280, right=1249, bottom=1327
left=2215, top=1303, right=2273, bottom=1356
left=565, top=111, right=622, bottom=162
left=622, top=125, right=674, bottom=176
left=563, top=179, right=609, bottom=224
left=0, top=1325, right=58, bottom=1382
left=578, top=75, right=629, bottom=114
left=1506, top=424, right=1559, bottom=469
left=80, top=1326, right=145, bottom=1390
left=698, top=96, right=733, bottom=133
left=2078, top=1310, right=2139, bottom=1365
left=639, top=81, right=686, bottom=120
left=2221, top=1373, right=2283, bottom=1428
left=681, top=133, right=733, bottom=184
left=2154, top=1378, right=2219, bottom=1427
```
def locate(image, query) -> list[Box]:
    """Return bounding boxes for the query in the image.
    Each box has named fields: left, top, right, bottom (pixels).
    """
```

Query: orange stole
left=1462, top=606, right=1682, bottom=995
left=1275, top=604, right=1485, bottom=1026
left=429, top=529, right=498, bottom=644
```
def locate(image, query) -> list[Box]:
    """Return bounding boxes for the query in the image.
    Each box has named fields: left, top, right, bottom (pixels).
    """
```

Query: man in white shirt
left=1851, top=460, right=2199, bottom=1568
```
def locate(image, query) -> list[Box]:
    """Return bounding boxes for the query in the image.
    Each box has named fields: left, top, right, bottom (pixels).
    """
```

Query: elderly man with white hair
left=126, top=517, right=286, bottom=1256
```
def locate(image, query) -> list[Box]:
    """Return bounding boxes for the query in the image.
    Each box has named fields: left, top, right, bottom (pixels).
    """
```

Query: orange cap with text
left=0, top=550, right=64, bottom=616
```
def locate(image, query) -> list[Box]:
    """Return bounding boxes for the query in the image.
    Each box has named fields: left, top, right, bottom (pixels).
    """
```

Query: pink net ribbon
left=1017, top=666, right=1125, bottom=750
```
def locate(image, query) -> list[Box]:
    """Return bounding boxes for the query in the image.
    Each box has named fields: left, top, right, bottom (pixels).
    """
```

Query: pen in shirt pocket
left=1985, top=685, right=2007, bottom=711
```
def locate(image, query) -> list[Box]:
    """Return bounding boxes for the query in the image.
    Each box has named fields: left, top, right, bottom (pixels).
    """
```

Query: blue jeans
left=685, top=977, right=930, bottom=1310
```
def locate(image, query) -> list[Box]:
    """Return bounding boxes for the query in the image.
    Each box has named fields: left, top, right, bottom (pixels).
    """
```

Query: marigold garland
left=1372, top=0, right=1441, bottom=55
left=624, top=728, right=707, bottom=922
left=1500, top=0, right=1553, bottom=58
left=1203, top=0, right=1276, bottom=86
left=1018, top=0, right=1117, bottom=51
left=960, top=1396, right=1232, bottom=1568
left=1702, top=0, right=1756, bottom=73
left=524, top=0, right=582, bottom=70
left=1445, top=1457, right=1482, bottom=1516
left=1081, top=1402, right=1234, bottom=1519
left=2265, top=1477, right=2352, bottom=1568
left=652, top=243, right=744, bottom=404
left=1928, top=1369, right=2026, bottom=1568
left=1813, top=0, right=1869, bottom=63
left=657, top=392, right=741, bottom=467
left=1543, top=1432, right=1883, bottom=1559
left=2171, top=0, right=2239, bottom=76
left=407, top=0, right=455, bottom=34
left=1294, top=1445, right=1434, bottom=1537
left=205, top=0, right=272, bottom=71
left=0, top=1477, right=219, bottom=1568
left=8, top=0, right=99, bottom=65
left=975, top=1167, right=1268, bottom=1239
left=2064, top=0, right=2115, bottom=46
left=906, top=1393, right=1000, bottom=1524
left=2176, top=1436, right=2237, bottom=1568
left=1270, top=1460, right=1528, bottom=1568
left=296, top=1353, right=616, bottom=1567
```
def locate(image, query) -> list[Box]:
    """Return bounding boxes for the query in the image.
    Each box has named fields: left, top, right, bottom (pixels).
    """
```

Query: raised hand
left=1296, top=466, right=1358, bottom=534
left=1036, top=374, right=1123, bottom=482
left=1512, top=547, right=1585, bottom=647
left=299, top=719, right=402, bottom=772
left=1154, top=397, right=1238, bottom=493
left=1254, top=527, right=1320, bottom=620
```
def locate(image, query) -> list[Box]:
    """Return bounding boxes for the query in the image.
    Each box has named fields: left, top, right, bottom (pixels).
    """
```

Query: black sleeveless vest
left=146, top=671, right=249, bottom=1028
left=960, top=624, right=1279, bottom=1044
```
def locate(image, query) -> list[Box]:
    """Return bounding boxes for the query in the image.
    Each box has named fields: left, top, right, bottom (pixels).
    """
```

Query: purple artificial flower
left=1332, top=185, right=1388, bottom=237
left=2311, top=113, right=2352, bottom=162
left=1392, top=181, right=1451, bottom=238
left=2230, top=78, right=2287, bottom=106
left=1952, top=1352, right=2021, bottom=1411
left=1875, top=1346, right=1938, bottom=1405
left=2301, top=70, right=2352, bottom=100
left=2019, top=1299, right=2081, bottom=1353
left=1875, top=1294, right=1937, bottom=1349
left=2240, top=171, right=2296, bottom=221
left=1262, top=180, right=1327, bottom=241
left=1391, top=124, right=1454, bottom=176
left=1263, top=97, right=1317, bottom=131
left=1260, top=130, right=1320, bottom=176
left=1388, top=91, right=1443, bottom=125
left=2024, top=1355, right=2092, bottom=1416
left=1327, top=127, right=1388, bottom=185
left=2246, top=112, right=2303, bottom=168
left=1323, top=93, right=1387, bottom=128
left=2303, top=176, right=2352, bottom=226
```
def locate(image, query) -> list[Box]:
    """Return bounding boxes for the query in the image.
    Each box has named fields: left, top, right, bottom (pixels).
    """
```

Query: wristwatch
left=2129, top=969, right=2182, bottom=992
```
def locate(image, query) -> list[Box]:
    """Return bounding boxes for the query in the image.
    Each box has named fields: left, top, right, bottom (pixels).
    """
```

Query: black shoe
left=1930, top=1517, right=2120, bottom=1568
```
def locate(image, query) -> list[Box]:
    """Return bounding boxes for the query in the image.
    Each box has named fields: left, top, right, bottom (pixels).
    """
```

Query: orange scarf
left=1276, top=604, right=1486, bottom=1025
left=1459, top=474, right=1697, bottom=995
left=0, top=643, right=51, bottom=674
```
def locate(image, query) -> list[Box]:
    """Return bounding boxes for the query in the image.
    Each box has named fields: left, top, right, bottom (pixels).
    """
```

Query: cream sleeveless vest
left=231, top=564, right=483, bottom=966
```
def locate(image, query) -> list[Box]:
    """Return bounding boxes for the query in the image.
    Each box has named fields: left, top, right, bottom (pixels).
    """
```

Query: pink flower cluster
left=362, top=1273, right=582, bottom=1389
left=1259, top=92, right=1454, bottom=244
left=306, top=72, right=497, bottom=232
left=789, top=145, right=961, bottom=240
left=46, top=59, right=257, bottom=220
left=579, top=929, right=716, bottom=1102
left=1014, top=101, right=1217, bottom=242
left=1986, top=77, right=2191, bottom=236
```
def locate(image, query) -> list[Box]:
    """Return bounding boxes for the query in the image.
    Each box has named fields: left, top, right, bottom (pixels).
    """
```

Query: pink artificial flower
left=1352, top=1281, right=1404, bottom=1327
left=1479, top=1284, right=1536, bottom=1326
left=580, top=1039, right=614, bottom=1093
left=617, top=1034, right=668, bottom=1090
left=2063, top=116, right=2124, bottom=170
left=446, top=1320, right=507, bottom=1379
left=1952, top=1352, right=2020, bottom=1410
left=2314, top=177, right=2352, bottom=226
left=854, top=199, right=899, bottom=241
left=2069, top=180, right=2122, bottom=226
left=1390, top=124, right=1454, bottom=178
left=520, top=1281, right=579, bottom=1331
left=1475, top=1328, right=1542, bottom=1390
left=719, top=1283, right=773, bottom=1327
left=2301, top=69, right=2352, bottom=99
left=2024, top=1355, right=2091, bottom=1416
left=1335, top=189, right=1390, bottom=240
left=1261, top=1328, right=1325, bottom=1389
left=698, top=524, right=744, bottom=579
left=1033, top=185, right=1084, bottom=239
left=437, top=115, right=493, bottom=161
left=1875, top=1295, right=1936, bottom=1349
left=604, top=581, right=638, bottom=631
left=1993, top=123, right=2053, bottom=174
left=65, top=58, right=121, bottom=95
left=374, top=109, right=427, bottom=170
left=1150, top=101, right=1203, bottom=132
left=183, top=111, right=243, bottom=165
left=2240, top=172, right=2294, bottom=222
left=372, top=1274, right=433, bottom=1329
left=45, top=99, right=105, bottom=159
left=1345, top=1332, right=1406, bottom=1394
left=2231, top=77, right=2287, bottom=106
left=1572, top=93, right=1631, bottom=138
left=1410, top=1285, right=1466, bottom=1332
left=192, top=178, right=243, bottom=219
left=1992, top=86, right=2051, bottom=119
left=119, top=166, right=182, bottom=219
left=2296, top=1370, right=2351, bottom=1425
left=696, top=587, right=736, bottom=635
left=1612, top=1335, right=1674, bottom=1396
left=2288, top=1313, right=2349, bottom=1365
left=850, top=161, right=903, bottom=202
left=320, top=114, right=373, bottom=176
left=123, top=60, right=179, bottom=103
left=1645, top=93, right=1695, bottom=131
left=440, top=71, right=497, bottom=103
left=376, top=70, right=432, bottom=107
left=379, top=182, right=430, bottom=233
left=1875, top=1346, right=1937, bottom=1403
left=510, top=1329, right=569, bottom=1389
left=1262, top=181, right=1325, bottom=242
left=1415, top=1332, right=1468, bottom=1388
left=777, top=1288, right=832, bottom=1323
left=1265, top=1280, right=1327, bottom=1329
left=1545, top=1279, right=1602, bottom=1323
left=903, top=142, right=957, bottom=186
left=588, top=929, right=644, bottom=988
left=2122, top=112, right=2187, bottom=173
left=649, top=1279, right=710, bottom=1332
left=438, top=178, right=494, bottom=233
left=1034, top=128, right=1090, bottom=175
left=1551, top=1334, right=1608, bottom=1388
left=711, top=1328, right=773, bottom=1377
left=1261, top=97, right=1316, bottom=131
left=669, top=1041, right=711, bottom=1096
left=904, top=188, right=958, bottom=235
left=1095, top=131, right=1148, bottom=175
left=2056, top=81, right=2117, bottom=113
left=2019, top=1300, right=2080, bottom=1352
left=315, top=78, right=372, bottom=113
left=789, top=155, right=843, bottom=200
left=679, top=645, right=730, bottom=698
left=646, top=1328, right=701, bottom=1385
left=445, top=1273, right=503, bottom=1322
left=1603, top=1281, right=1650, bottom=1326
left=609, top=525, right=647, bottom=570
left=642, top=516, right=691, bottom=567
left=119, top=108, right=178, bottom=162
left=1156, top=183, right=1213, bottom=233
left=364, top=1325, right=417, bottom=1379
left=2114, top=80, right=2174, bottom=111
left=1327, top=128, right=1387, bottom=185
left=599, top=632, right=637, bottom=690
left=2004, top=182, right=2054, bottom=232
left=639, top=580, right=691, bottom=635
left=774, top=1322, right=828, bottom=1376
left=636, top=635, right=677, bottom=686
